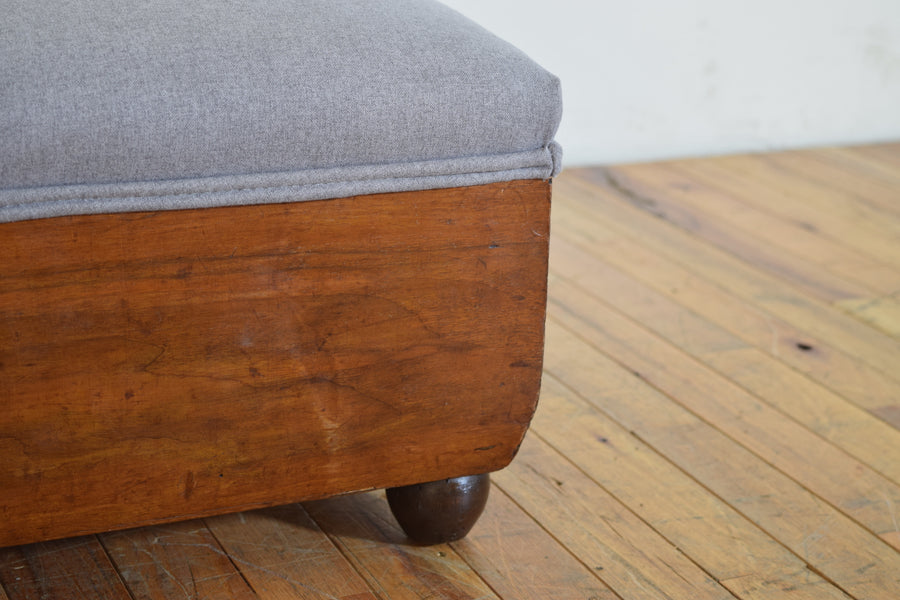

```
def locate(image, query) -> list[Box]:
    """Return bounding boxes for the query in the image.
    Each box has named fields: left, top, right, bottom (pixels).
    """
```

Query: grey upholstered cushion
left=0, top=0, right=562, bottom=223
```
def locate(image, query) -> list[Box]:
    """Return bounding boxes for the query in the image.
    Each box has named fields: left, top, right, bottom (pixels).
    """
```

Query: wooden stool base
left=0, top=180, right=549, bottom=548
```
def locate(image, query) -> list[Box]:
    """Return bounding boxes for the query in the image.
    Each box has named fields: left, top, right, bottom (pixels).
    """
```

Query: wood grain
left=761, top=149, right=900, bottom=217
left=542, top=320, right=900, bottom=598
left=205, top=505, right=377, bottom=599
left=548, top=276, right=900, bottom=549
left=0, top=180, right=550, bottom=547
left=551, top=176, right=900, bottom=422
left=814, top=147, right=900, bottom=189
left=606, top=161, right=900, bottom=298
left=304, top=491, right=500, bottom=600
left=494, top=430, right=737, bottom=600
left=668, top=155, right=900, bottom=265
left=842, top=142, right=900, bottom=168
left=0, top=536, right=130, bottom=599
left=836, top=296, right=900, bottom=338
left=569, top=170, right=900, bottom=382
left=451, top=485, right=618, bottom=600
left=536, top=335, right=850, bottom=600
left=547, top=235, right=900, bottom=485
left=100, top=520, right=256, bottom=599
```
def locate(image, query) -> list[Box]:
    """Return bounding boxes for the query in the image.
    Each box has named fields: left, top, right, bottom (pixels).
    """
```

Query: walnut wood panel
left=0, top=179, right=551, bottom=548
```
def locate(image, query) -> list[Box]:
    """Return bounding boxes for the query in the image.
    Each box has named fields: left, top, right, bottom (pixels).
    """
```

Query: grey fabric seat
left=0, top=0, right=562, bottom=223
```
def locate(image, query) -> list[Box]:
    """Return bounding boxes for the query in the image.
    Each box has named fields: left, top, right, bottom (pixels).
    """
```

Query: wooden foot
left=386, top=474, right=490, bottom=544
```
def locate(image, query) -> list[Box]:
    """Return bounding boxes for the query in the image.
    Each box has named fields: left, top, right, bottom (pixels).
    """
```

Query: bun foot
left=386, top=473, right=490, bottom=544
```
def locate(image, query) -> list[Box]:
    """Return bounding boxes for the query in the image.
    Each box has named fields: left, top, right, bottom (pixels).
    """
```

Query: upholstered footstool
left=0, top=0, right=561, bottom=546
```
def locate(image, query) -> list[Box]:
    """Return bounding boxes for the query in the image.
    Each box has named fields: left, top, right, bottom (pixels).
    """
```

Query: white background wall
left=442, top=0, right=900, bottom=166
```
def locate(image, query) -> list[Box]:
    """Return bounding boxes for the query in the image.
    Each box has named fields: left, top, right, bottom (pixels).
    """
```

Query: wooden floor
left=2, top=143, right=900, bottom=599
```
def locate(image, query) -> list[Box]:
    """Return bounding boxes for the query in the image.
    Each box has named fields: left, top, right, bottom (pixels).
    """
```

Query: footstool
left=0, top=0, right=561, bottom=547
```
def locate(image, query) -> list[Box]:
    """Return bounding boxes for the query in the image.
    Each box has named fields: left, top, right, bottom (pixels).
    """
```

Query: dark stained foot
left=386, top=473, right=490, bottom=544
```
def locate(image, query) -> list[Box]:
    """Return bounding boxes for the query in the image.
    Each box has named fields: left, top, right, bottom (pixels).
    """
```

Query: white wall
left=442, top=0, right=900, bottom=166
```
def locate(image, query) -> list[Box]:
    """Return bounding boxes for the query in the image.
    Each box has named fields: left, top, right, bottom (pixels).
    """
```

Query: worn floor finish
left=2, top=143, right=899, bottom=599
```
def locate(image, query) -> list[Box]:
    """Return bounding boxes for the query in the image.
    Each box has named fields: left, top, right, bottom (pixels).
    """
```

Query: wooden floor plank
left=552, top=176, right=900, bottom=425
left=303, top=491, right=501, bottom=600
left=605, top=161, right=900, bottom=298
left=547, top=234, right=900, bottom=487
left=542, top=319, right=900, bottom=599
left=548, top=274, right=900, bottom=548
left=451, top=486, right=620, bottom=600
left=554, top=181, right=900, bottom=426
left=668, top=155, right=900, bottom=266
left=566, top=170, right=900, bottom=383
left=0, top=536, right=132, bottom=600
left=494, top=429, right=736, bottom=600
left=840, top=142, right=900, bottom=169
left=100, top=520, right=257, bottom=600
left=704, top=347, right=900, bottom=490
left=816, top=146, right=900, bottom=188
left=836, top=296, right=900, bottom=339
left=530, top=373, right=849, bottom=600
left=204, top=505, right=377, bottom=600
left=756, top=150, right=900, bottom=219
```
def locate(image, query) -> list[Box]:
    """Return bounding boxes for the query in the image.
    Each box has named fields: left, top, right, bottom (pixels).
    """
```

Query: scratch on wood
left=883, top=491, right=900, bottom=539
left=154, top=540, right=346, bottom=599
left=600, top=169, right=661, bottom=216
left=138, top=547, right=192, bottom=598
left=183, top=471, right=196, bottom=500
